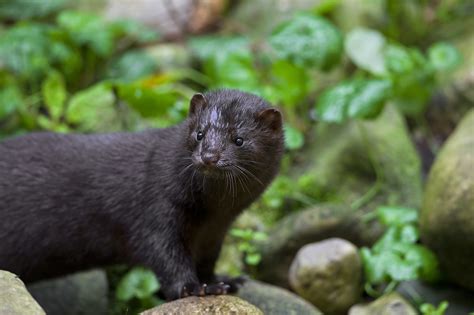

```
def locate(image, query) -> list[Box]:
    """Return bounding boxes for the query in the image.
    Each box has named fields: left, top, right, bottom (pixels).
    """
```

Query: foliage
left=230, top=228, right=267, bottom=266
left=317, top=28, right=462, bottom=120
left=112, top=267, right=163, bottom=314
left=420, top=301, right=449, bottom=315
left=0, top=9, right=194, bottom=137
left=269, top=14, right=343, bottom=70
left=360, top=206, right=440, bottom=296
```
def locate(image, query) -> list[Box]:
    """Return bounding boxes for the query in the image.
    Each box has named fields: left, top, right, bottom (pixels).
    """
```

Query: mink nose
left=201, top=152, right=220, bottom=165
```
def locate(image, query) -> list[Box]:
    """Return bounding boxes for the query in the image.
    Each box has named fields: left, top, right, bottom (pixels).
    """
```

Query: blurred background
left=0, top=0, right=473, bottom=314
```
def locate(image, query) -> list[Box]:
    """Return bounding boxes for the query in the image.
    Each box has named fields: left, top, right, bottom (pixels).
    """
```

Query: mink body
left=0, top=89, right=284, bottom=300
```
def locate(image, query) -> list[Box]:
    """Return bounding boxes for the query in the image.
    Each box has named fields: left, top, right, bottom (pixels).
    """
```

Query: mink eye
left=196, top=131, right=204, bottom=141
left=235, top=137, right=244, bottom=146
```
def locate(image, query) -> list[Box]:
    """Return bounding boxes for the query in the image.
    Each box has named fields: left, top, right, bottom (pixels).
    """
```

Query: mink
left=0, top=89, right=284, bottom=300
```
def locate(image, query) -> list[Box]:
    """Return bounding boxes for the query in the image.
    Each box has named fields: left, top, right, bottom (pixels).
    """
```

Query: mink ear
left=257, top=108, right=282, bottom=131
left=189, top=93, right=207, bottom=116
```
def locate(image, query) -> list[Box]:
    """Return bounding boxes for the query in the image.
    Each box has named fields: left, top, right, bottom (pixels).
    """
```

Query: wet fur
left=0, top=89, right=284, bottom=300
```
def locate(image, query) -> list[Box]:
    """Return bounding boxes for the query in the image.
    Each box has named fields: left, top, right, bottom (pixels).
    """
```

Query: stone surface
left=0, top=270, right=45, bottom=315
left=141, top=295, right=262, bottom=315
left=420, top=109, right=474, bottom=291
left=27, top=269, right=108, bottom=315
left=237, top=279, right=322, bottom=315
left=303, top=104, right=422, bottom=208
left=256, top=203, right=383, bottom=287
left=349, top=293, right=417, bottom=315
left=397, top=280, right=474, bottom=315
left=288, top=238, right=363, bottom=314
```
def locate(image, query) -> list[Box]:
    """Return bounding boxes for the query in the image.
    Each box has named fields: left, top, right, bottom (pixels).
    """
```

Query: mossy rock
left=349, top=293, right=417, bottom=315
left=141, top=295, right=262, bottom=315
left=420, top=109, right=474, bottom=291
left=0, top=270, right=45, bottom=315
left=299, top=104, right=422, bottom=209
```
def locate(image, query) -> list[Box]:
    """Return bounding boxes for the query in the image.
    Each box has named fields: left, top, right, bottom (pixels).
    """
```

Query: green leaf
left=0, top=75, right=23, bottom=119
left=42, top=71, right=67, bottom=121
left=346, top=79, right=392, bottom=119
left=420, top=301, right=449, bottom=315
left=230, top=228, right=249, bottom=239
left=189, top=36, right=251, bottom=62
left=66, top=83, right=117, bottom=131
left=270, top=14, right=343, bottom=70
left=205, top=51, right=260, bottom=92
left=284, top=125, right=304, bottom=150
left=107, top=51, right=158, bottom=82
left=0, top=24, right=52, bottom=81
left=345, top=28, right=387, bottom=75
left=0, top=0, right=69, bottom=20
left=384, top=44, right=416, bottom=74
left=316, top=79, right=391, bottom=122
left=377, top=206, right=419, bottom=226
left=111, top=20, right=160, bottom=44
left=116, top=267, right=160, bottom=301
left=360, top=247, right=394, bottom=284
left=428, top=42, right=462, bottom=71
left=399, top=225, right=419, bottom=244
left=245, top=253, right=262, bottom=266
left=117, top=81, right=179, bottom=118
left=252, top=232, right=268, bottom=241
left=270, top=60, right=309, bottom=107
left=57, top=11, right=115, bottom=57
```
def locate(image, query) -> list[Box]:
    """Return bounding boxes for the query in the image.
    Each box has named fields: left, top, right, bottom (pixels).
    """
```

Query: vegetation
left=1, top=0, right=471, bottom=313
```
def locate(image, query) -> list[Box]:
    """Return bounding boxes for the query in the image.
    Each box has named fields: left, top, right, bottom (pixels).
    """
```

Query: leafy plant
left=360, top=206, right=441, bottom=296
left=317, top=27, right=463, bottom=120
left=420, top=301, right=449, bottom=315
left=113, top=267, right=163, bottom=314
left=230, top=228, right=267, bottom=266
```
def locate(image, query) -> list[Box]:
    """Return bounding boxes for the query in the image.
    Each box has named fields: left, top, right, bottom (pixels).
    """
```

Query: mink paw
left=213, top=275, right=247, bottom=293
left=180, top=282, right=231, bottom=298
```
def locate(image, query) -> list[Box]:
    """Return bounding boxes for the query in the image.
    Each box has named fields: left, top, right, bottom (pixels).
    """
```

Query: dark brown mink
left=0, top=89, right=284, bottom=300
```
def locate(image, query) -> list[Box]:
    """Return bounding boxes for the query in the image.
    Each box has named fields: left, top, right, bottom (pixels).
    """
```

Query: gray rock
left=141, top=295, right=263, bottom=315
left=237, top=279, right=322, bottom=315
left=349, top=293, right=417, bottom=315
left=397, top=280, right=474, bottom=315
left=256, top=203, right=383, bottom=287
left=420, top=109, right=474, bottom=291
left=27, top=269, right=108, bottom=315
left=0, top=270, right=45, bottom=315
left=289, top=238, right=363, bottom=314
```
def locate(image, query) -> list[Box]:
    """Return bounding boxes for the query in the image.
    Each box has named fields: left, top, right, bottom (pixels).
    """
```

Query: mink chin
left=0, top=89, right=284, bottom=301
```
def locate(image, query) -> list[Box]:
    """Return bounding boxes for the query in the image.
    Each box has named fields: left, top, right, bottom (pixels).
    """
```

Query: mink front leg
left=128, top=222, right=197, bottom=299
left=127, top=206, right=229, bottom=300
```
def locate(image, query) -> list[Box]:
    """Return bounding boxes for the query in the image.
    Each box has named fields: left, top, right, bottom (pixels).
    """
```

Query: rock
left=420, top=109, right=474, bottom=291
left=289, top=238, right=363, bottom=314
left=256, top=203, right=383, bottom=287
left=303, top=104, right=422, bottom=209
left=0, top=270, right=45, bottom=315
left=397, top=280, right=474, bottom=315
left=349, top=293, right=417, bottom=315
left=27, top=269, right=108, bottom=315
left=141, top=295, right=262, bottom=315
left=237, top=279, right=322, bottom=315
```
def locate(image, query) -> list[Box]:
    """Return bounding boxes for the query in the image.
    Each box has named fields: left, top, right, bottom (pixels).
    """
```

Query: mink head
left=185, top=89, right=284, bottom=179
